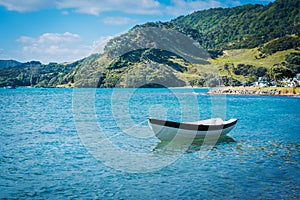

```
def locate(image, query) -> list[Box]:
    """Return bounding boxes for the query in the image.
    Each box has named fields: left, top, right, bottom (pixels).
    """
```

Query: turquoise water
left=1, top=88, right=299, bottom=199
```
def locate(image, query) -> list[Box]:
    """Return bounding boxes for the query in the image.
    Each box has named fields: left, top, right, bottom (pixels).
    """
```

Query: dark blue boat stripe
left=149, top=118, right=238, bottom=131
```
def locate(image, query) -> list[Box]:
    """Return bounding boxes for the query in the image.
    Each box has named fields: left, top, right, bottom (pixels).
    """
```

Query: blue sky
left=0, top=0, right=274, bottom=64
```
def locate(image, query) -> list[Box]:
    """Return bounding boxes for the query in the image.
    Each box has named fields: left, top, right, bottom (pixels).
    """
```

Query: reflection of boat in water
left=152, top=135, right=236, bottom=153
left=148, top=118, right=238, bottom=141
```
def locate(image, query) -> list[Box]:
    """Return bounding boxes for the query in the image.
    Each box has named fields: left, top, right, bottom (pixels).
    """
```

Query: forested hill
left=168, top=0, right=300, bottom=50
left=0, top=60, right=21, bottom=69
left=0, top=0, right=299, bottom=88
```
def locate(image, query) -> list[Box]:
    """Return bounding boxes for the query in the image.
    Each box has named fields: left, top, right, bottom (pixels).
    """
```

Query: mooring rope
left=98, top=119, right=149, bottom=143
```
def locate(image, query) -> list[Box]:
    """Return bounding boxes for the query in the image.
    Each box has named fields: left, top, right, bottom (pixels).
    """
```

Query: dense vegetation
left=286, top=52, right=300, bottom=73
left=259, top=35, right=300, bottom=55
left=0, top=0, right=299, bottom=88
left=0, top=60, right=79, bottom=87
left=172, top=0, right=300, bottom=50
left=74, top=49, right=193, bottom=88
left=0, top=60, right=21, bottom=69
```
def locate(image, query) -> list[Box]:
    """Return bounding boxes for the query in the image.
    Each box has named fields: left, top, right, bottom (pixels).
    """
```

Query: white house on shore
left=254, top=75, right=300, bottom=88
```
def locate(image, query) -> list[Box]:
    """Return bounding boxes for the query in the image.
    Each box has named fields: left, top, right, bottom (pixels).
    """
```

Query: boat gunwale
left=149, top=118, right=238, bottom=131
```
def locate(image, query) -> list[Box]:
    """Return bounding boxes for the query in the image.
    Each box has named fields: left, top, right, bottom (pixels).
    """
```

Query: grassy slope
left=211, top=49, right=300, bottom=67
left=44, top=46, right=300, bottom=87
left=153, top=47, right=300, bottom=85
left=205, top=48, right=300, bottom=81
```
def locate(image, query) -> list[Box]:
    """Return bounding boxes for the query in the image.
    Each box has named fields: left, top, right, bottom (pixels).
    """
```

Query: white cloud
left=166, top=0, right=223, bottom=16
left=56, top=0, right=162, bottom=16
left=0, top=0, right=162, bottom=15
left=16, top=32, right=91, bottom=63
left=18, top=32, right=81, bottom=44
left=0, top=0, right=54, bottom=12
left=0, top=0, right=274, bottom=15
left=90, top=36, right=115, bottom=54
left=90, top=31, right=130, bottom=54
left=17, top=36, right=36, bottom=43
left=14, top=32, right=120, bottom=63
left=103, top=17, right=136, bottom=26
left=38, top=32, right=81, bottom=44
left=61, top=10, right=69, bottom=15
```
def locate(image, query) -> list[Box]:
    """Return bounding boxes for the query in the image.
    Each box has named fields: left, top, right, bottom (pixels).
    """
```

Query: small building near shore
left=255, top=77, right=270, bottom=88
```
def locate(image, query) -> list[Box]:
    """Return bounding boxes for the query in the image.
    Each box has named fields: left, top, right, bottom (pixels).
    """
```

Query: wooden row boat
left=148, top=118, right=238, bottom=141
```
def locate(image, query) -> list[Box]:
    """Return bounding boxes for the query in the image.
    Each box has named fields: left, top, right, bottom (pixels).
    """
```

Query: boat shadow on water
left=152, top=135, right=236, bottom=154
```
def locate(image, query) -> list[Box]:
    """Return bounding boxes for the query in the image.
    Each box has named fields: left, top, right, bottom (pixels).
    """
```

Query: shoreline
left=208, top=86, right=300, bottom=96
left=3, top=86, right=300, bottom=96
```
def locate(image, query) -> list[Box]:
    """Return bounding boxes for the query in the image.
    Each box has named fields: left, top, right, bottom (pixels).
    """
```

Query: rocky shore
left=208, top=87, right=300, bottom=96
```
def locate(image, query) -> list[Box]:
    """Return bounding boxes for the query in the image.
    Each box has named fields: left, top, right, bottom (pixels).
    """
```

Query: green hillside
left=172, top=0, right=300, bottom=50
left=72, top=27, right=209, bottom=88
left=210, top=47, right=300, bottom=82
left=0, top=60, right=79, bottom=87
left=0, top=60, right=21, bottom=69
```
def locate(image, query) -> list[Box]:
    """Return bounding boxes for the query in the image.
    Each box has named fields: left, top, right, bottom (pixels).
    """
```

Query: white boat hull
left=148, top=118, right=238, bottom=141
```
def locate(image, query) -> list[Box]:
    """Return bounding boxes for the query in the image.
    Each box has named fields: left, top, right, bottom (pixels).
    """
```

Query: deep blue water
left=0, top=88, right=299, bottom=199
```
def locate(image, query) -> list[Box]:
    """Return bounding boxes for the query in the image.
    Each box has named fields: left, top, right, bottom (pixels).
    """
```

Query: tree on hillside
left=268, top=64, right=296, bottom=84
left=286, top=52, right=300, bottom=73
left=224, top=63, right=234, bottom=86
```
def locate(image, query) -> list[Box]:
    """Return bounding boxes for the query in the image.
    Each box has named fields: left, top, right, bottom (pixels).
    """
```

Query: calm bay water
left=0, top=88, right=299, bottom=199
